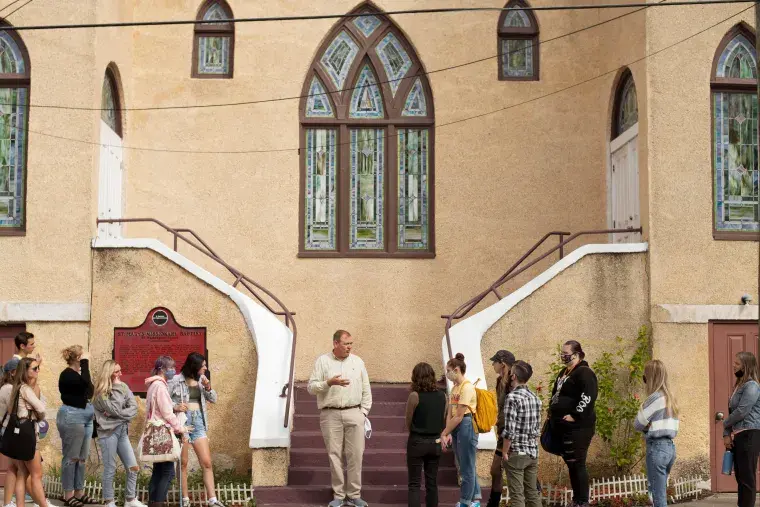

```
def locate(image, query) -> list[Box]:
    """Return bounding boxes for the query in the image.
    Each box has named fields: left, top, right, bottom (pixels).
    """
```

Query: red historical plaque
left=114, top=307, right=207, bottom=395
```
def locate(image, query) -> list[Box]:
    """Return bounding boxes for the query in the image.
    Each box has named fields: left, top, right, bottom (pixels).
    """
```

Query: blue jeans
left=452, top=415, right=481, bottom=506
left=646, top=438, right=676, bottom=507
left=56, top=404, right=94, bottom=492
left=186, top=409, right=208, bottom=443
left=149, top=461, right=176, bottom=502
left=100, top=423, right=138, bottom=501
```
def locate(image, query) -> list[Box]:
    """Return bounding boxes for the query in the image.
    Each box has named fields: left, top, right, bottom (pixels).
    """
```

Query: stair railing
left=97, top=217, right=298, bottom=428
left=441, top=228, right=643, bottom=359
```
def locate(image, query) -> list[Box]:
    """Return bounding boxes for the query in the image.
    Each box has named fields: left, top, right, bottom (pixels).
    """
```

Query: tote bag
left=0, top=388, right=37, bottom=461
left=137, top=386, right=181, bottom=463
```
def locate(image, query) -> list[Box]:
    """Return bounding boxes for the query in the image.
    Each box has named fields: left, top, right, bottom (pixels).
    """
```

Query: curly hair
left=61, top=345, right=83, bottom=364
left=411, top=362, right=438, bottom=393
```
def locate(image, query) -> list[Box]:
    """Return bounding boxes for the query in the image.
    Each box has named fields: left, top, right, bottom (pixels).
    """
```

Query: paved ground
left=687, top=494, right=743, bottom=507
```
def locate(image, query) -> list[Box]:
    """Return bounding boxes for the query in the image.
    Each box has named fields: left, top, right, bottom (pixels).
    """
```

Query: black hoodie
left=549, top=360, right=598, bottom=429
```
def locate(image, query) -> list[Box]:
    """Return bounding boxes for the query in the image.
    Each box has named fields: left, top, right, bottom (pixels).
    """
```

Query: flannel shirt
left=501, top=385, right=542, bottom=459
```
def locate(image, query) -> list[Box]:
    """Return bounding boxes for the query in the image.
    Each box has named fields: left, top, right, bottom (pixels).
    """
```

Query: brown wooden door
left=710, top=322, right=760, bottom=492
left=0, top=324, right=23, bottom=487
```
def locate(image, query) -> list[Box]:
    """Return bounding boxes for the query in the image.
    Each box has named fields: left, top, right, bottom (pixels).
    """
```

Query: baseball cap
left=38, top=420, right=49, bottom=439
left=489, top=350, right=516, bottom=365
left=3, top=357, right=20, bottom=373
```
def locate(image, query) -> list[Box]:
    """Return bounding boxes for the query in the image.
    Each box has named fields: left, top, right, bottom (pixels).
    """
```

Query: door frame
left=708, top=320, right=760, bottom=492
left=607, top=121, right=639, bottom=241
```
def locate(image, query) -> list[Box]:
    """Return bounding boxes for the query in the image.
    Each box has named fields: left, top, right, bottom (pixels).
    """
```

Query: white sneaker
left=124, top=500, right=147, bottom=507
left=105, top=502, right=116, bottom=507
left=4, top=502, right=17, bottom=507
left=181, top=498, right=190, bottom=507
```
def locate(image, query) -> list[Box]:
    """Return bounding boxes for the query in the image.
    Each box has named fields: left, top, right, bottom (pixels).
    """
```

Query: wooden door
left=97, top=120, right=123, bottom=239
left=0, top=324, right=23, bottom=486
left=709, top=322, right=759, bottom=492
left=610, top=123, right=640, bottom=243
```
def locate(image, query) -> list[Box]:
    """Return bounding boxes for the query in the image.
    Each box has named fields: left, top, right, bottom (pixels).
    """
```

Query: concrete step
left=294, top=414, right=405, bottom=433
left=290, top=448, right=456, bottom=468
left=291, top=431, right=409, bottom=449
left=253, top=485, right=491, bottom=504
left=295, top=401, right=407, bottom=417
left=287, top=465, right=459, bottom=486
left=294, top=383, right=414, bottom=404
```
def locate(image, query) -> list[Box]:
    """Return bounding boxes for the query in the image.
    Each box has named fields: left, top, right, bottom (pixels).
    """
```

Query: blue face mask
left=165, top=368, right=176, bottom=380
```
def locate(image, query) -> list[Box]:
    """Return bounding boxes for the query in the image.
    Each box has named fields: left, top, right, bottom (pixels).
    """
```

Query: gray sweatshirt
left=92, top=382, right=138, bottom=438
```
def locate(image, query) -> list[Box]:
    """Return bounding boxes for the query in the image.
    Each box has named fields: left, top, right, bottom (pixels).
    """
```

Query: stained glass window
left=0, top=29, right=28, bottom=232
left=305, top=129, right=337, bottom=250
left=350, top=129, right=384, bottom=249
left=498, top=0, right=539, bottom=81
left=614, top=72, right=638, bottom=137
left=712, top=27, right=759, bottom=237
left=193, top=1, right=234, bottom=78
left=398, top=129, right=429, bottom=249
left=101, top=69, right=121, bottom=136
left=300, top=6, right=434, bottom=256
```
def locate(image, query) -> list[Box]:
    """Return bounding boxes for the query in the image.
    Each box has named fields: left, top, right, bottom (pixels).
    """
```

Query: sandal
left=64, top=498, right=84, bottom=507
left=76, top=496, right=97, bottom=505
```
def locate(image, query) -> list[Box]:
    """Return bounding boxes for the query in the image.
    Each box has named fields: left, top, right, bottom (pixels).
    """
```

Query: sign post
left=114, top=307, right=207, bottom=395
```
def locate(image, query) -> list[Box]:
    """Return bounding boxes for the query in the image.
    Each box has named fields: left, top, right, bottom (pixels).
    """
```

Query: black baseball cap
left=489, top=350, right=516, bottom=365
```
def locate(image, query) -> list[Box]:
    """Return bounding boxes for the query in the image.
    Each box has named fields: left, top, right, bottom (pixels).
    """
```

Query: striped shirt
left=634, top=391, right=679, bottom=440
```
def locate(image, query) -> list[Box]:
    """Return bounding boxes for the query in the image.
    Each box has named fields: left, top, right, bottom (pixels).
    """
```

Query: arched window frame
left=102, top=64, right=123, bottom=138
left=192, top=0, right=235, bottom=79
left=711, top=23, right=758, bottom=240
left=612, top=68, right=638, bottom=139
left=298, top=4, right=435, bottom=258
left=497, top=0, right=539, bottom=81
left=0, top=24, right=30, bottom=236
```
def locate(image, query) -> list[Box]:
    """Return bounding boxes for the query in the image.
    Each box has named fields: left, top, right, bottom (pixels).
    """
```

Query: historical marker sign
left=114, top=307, right=207, bottom=395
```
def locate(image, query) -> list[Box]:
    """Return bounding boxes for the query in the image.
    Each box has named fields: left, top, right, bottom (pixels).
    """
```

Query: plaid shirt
left=501, top=385, right=542, bottom=459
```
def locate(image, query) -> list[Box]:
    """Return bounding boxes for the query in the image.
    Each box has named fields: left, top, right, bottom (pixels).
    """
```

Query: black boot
left=485, top=490, right=502, bottom=507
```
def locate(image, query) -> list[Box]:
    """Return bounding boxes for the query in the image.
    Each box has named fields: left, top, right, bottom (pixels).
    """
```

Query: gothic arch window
left=711, top=23, right=758, bottom=239
left=192, top=0, right=234, bottom=78
left=102, top=65, right=122, bottom=137
left=612, top=69, right=638, bottom=139
left=0, top=26, right=30, bottom=235
left=299, top=4, right=435, bottom=257
left=497, top=0, right=539, bottom=81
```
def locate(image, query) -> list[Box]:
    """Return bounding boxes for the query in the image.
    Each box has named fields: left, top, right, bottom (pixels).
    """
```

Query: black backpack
left=0, top=387, right=37, bottom=461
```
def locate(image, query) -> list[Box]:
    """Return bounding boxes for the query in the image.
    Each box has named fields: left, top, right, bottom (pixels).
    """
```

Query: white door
left=609, top=123, right=639, bottom=243
left=97, top=120, right=123, bottom=239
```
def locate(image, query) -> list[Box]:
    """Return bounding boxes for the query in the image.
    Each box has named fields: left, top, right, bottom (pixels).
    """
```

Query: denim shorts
left=186, top=409, right=207, bottom=443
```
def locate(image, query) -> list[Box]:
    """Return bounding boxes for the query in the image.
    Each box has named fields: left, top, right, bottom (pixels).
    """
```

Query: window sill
left=713, top=231, right=760, bottom=241
left=298, top=251, right=435, bottom=259
left=0, top=229, right=26, bottom=236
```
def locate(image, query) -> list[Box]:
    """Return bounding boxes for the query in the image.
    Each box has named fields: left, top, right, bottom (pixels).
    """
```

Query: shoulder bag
left=137, top=386, right=181, bottom=463
left=0, top=387, right=37, bottom=461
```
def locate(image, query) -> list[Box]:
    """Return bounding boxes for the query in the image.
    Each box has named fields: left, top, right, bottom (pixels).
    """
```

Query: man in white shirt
left=308, top=330, right=372, bottom=507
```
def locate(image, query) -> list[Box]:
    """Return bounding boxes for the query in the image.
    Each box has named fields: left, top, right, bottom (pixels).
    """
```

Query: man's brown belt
left=321, top=405, right=360, bottom=411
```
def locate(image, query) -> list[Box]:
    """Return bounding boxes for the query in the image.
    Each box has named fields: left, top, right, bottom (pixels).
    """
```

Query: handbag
left=137, top=386, right=181, bottom=463
left=0, top=388, right=37, bottom=461
left=540, top=415, right=563, bottom=456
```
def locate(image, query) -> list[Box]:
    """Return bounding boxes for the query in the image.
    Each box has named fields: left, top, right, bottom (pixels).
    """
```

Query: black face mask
left=736, top=370, right=745, bottom=379
left=561, top=354, right=573, bottom=364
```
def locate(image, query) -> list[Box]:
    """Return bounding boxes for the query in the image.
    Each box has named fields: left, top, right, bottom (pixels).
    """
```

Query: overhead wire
left=10, top=3, right=753, bottom=155
left=4, top=0, right=33, bottom=19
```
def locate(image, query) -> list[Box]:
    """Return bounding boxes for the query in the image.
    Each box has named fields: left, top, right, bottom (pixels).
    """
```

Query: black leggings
left=561, top=426, right=594, bottom=505
left=734, top=430, right=760, bottom=507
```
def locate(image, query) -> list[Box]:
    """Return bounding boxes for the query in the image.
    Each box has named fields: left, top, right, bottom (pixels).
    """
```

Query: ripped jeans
left=561, top=425, right=594, bottom=505
left=56, top=404, right=95, bottom=493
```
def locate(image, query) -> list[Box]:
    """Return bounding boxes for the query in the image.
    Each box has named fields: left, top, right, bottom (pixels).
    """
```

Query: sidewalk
left=689, top=494, right=746, bottom=507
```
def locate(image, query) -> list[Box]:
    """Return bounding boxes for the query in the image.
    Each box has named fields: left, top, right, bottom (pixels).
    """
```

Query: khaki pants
left=319, top=407, right=365, bottom=499
left=505, top=454, right=541, bottom=507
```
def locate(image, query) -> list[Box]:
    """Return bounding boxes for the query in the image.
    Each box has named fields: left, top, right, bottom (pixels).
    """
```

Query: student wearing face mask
left=486, top=350, right=515, bottom=507
left=549, top=341, right=597, bottom=507
left=441, top=353, right=482, bottom=507
left=722, top=352, right=760, bottom=507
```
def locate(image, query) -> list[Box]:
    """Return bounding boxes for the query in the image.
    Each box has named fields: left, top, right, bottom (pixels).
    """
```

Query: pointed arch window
left=613, top=69, right=638, bottom=138
left=102, top=66, right=122, bottom=137
left=498, top=0, right=539, bottom=81
left=711, top=24, right=758, bottom=239
left=299, top=5, right=435, bottom=257
left=192, top=0, right=234, bottom=78
left=0, top=27, right=30, bottom=235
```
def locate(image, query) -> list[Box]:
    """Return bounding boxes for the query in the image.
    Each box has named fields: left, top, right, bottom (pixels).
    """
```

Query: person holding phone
left=169, top=352, right=223, bottom=507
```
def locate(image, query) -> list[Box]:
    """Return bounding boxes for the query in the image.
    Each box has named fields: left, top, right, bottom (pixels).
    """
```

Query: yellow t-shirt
left=450, top=381, right=477, bottom=417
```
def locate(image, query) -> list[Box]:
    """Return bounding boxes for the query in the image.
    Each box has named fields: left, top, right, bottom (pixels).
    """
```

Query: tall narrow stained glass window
left=712, top=25, right=759, bottom=239
left=299, top=4, right=435, bottom=257
left=0, top=29, right=29, bottom=234
left=102, top=67, right=122, bottom=137
left=614, top=71, right=638, bottom=138
left=192, top=0, right=234, bottom=78
left=498, top=0, right=539, bottom=81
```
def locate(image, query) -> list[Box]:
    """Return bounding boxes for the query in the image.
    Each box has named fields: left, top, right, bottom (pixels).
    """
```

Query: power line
left=0, top=0, right=25, bottom=15
left=4, top=0, right=33, bottom=19
left=8, top=0, right=665, bottom=112
left=0, top=0, right=752, bottom=32
left=11, top=3, right=752, bottom=155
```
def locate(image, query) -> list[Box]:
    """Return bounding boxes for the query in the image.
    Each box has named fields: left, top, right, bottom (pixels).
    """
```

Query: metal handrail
left=97, top=217, right=298, bottom=428
left=441, top=227, right=643, bottom=359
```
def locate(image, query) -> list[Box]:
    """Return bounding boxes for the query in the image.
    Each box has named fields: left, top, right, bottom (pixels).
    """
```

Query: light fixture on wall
left=741, top=294, right=753, bottom=305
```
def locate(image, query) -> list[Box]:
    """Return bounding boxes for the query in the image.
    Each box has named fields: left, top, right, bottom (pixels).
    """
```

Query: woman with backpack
left=441, top=353, right=482, bottom=507
left=549, top=341, right=598, bottom=507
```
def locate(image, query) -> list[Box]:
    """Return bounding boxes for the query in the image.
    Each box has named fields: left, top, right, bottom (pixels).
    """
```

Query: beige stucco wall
left=89, top=248, right=257, bottom=472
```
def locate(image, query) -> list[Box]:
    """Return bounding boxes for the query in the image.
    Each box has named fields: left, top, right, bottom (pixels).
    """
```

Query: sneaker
left=105, top=502, right=117, bottom=507
left=207, top=500, right=225, bottom=507
left=347, top=500, right=368, bottom=507
left=472, top=502, right=481, bottom=507
left=328, top=500, right=345, bottom=507
left=5, top=501, right=17, bottom=507
left=180, top=499, right=191, bottom=507
left=124, top=499, right=147, bottom=507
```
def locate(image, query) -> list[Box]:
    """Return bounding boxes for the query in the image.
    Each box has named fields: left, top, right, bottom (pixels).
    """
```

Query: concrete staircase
left=254, top=383, right=491, bottom=506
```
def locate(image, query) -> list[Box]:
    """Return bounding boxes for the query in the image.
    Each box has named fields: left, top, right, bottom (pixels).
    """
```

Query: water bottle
left=722, top=449, right=734, bottom=475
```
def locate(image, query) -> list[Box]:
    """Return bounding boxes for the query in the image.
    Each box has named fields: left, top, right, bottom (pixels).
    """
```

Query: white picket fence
left=498, top=474, right=705, bottom=505
left=42, top=476, right=254, bottom=506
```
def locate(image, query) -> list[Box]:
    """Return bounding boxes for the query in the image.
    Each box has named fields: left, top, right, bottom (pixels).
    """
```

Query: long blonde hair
left=735, top=352, right=760, bottom=388
left=644, top=360, right=679, bottom=416
left=93, top=360, right=118, bottom=399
